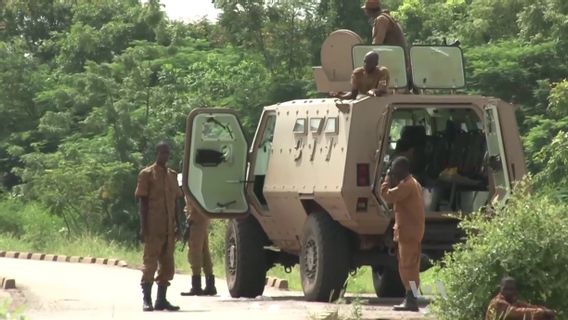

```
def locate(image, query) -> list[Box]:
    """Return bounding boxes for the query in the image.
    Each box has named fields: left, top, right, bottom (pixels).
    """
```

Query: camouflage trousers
left=187, top=212, right=213, bottom=276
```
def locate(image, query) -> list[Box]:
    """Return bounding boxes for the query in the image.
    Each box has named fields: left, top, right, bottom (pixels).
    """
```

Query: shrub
left=0, top=199, right=65, bottom=250
left=0, top=200, right=25, bottom=235
left=431, top=179, right=568, bottom=319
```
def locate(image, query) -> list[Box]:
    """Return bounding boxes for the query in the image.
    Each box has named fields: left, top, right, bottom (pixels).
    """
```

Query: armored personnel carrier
left=181, top=30, right=527, bottom=302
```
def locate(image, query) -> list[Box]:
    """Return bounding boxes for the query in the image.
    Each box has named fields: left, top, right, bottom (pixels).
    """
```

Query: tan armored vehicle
left=181, top=30, right=527, bottom=302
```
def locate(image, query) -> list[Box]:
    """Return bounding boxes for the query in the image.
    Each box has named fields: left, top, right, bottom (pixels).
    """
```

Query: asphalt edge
left=0, top=249, right=128, bottom=268
left=1, top=249, right=290, bottom=291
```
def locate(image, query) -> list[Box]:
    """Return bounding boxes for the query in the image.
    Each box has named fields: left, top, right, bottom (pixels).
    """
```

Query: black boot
left=141, top=283, right=154, bottom=312
left=393, top=290, right=419, bottom=312
left=181, top=275, right=202, bottom=296
left=154, top=285, right=180, bottom=311
left=202, top=275, right=217, bottom=296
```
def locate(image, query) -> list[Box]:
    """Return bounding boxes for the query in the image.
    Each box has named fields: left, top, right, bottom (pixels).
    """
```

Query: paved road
left=1, top=258, right=433, bottom=320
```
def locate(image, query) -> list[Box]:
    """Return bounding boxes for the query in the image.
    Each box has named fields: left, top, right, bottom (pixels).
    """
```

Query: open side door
left=371, top=104, right=393, bottom=217
left=182, top=108, right=249, bottom=219
left=483, top=104, right=511, bottom=203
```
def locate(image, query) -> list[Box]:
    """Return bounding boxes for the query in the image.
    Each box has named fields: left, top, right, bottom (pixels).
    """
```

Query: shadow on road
left=216, top=295, right=430, bottom=307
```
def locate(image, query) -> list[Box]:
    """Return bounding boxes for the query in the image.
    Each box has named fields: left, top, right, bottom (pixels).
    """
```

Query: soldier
left=380, top=156, right=425, bottom=312
left=330, top=51, right=390, bottom=99
left=362, top=0, right=407, bottom=47
left=361, top=0, right=418, bottom=92
left=135, top=141, right=182, bottom=312
left=180, top=200, right=217, bottom=296
left=485, top=277, right=556, bottom=320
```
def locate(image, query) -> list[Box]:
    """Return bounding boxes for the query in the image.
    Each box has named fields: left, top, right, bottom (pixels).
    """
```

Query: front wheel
left=372, top=266, right=405, bottom=298
left=225, top=216, right=268, bottom=298
left=300, top=213, right=351, bottom=302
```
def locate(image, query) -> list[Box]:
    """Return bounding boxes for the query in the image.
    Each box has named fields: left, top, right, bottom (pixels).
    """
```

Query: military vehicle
left=180, top=30, right=527, bottom=302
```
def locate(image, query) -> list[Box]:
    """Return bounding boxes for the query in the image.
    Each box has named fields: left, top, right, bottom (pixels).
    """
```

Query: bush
left=431, top=179, right=568, bottom=319
left=0, top=200, right=25, bottom=235
left=0, top=199, right=65, bottom=250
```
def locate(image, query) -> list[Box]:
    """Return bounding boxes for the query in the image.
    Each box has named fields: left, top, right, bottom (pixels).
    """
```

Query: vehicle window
left=254, top=114, right=276, bottom=176
left=293, top=118, right=307, bottom=134
left=324, top=117, right=338, bottom=134
left=310, top=117, right=324, bottom=134
left=201, top=117, right=235, bottom=141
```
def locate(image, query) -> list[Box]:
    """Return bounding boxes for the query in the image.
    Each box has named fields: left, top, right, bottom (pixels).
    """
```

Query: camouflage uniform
left=135, top=163, right=182, bottom=311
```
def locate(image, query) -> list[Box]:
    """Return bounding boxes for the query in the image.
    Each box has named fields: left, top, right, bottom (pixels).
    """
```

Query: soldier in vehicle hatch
left=361, top=0, right=417, bottom=92
left=330, top=51, right=390, bottom=99
left=362, top=0, right=407, bottom=47
left=135, top=142, right=182, bottom=312
left=380, top=156, right=425, bottom=312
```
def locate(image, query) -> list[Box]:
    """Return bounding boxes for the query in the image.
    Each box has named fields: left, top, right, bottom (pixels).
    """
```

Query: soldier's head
left=362, top=0, right=382, bottom=18
left=155, top=141, right=171, bottom=167
left=391, top=156, right=410, bottom=180
left=364, top=51, right=379, bottom=73
left=500, top=277, right=518, bottom=303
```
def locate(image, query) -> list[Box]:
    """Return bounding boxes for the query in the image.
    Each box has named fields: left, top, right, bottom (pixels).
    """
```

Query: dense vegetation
left=0, top=0, right=567, bottom=316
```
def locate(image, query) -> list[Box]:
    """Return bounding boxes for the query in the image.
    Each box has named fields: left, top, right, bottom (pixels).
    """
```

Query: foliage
left=0, top=2, right=567, bottom=313
left=533, top=131, right=568, bottom=201
left=0, top=199, right=66, bottom=250
left=432, top=179, right=568, bottom=319
left=524, top=80, right=568, bottom=171
left=0, top=298, right=25, bottom=320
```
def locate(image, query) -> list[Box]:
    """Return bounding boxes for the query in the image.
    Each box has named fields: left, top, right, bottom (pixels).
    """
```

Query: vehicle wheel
left=225, top=216, right=268, bottom=298
left=300, top=213, right=350, bottom=302
left=372, top=266, right=405, bottom=298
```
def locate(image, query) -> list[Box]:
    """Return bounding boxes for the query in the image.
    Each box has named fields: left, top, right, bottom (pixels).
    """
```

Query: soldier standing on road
left=180, top=200, right=217, bottom=296
left=485, top=277, right=556, bottom=320
left=380, top=156, right=425, bottom=312
left=135, top=142, right=182, bottom=312
left=330, top=51, right=390, bottom=99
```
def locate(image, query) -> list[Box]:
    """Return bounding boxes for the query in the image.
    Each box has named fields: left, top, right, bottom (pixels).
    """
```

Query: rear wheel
left=372, top=266, right=405, bottom=298
left=300, top=213, right=350, bottom=302
left=225, top=216, right=268, bottom=298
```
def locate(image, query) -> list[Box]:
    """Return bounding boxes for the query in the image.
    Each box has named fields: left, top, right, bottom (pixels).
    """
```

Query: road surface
left=1, top=258, right=433, bottom=319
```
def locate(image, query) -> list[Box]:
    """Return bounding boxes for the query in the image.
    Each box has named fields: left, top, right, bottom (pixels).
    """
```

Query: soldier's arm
left=379, top=68, right=390, bottom=94
left=370, top=68, right=390, bottom=96
left=135, top=170, right=150, bottom=240
left=380, top=177, right=411, bottom=203
left=372, top=16, right=390, bottom=45
left=334, top=71, right=359, bottom=99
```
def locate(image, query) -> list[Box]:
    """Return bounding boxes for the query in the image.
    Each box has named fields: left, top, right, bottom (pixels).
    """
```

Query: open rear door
left=182, top=108, right=249, bottom=219
left=483, top=104, right=511, bottom=203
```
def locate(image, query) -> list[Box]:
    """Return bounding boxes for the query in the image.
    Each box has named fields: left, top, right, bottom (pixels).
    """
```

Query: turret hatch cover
left=352, top=45, right=408, bottom=89
left=410, top=46, right=465, bottom=89
left=320, top=29, right=363, bottom=81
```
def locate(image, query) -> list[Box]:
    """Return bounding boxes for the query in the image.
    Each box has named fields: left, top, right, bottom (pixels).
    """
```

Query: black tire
left=372, top=266, right=405, bottom=298
left=225, top=216, right=268, bottom=298
left=300, top=213, right=350, bottom=302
